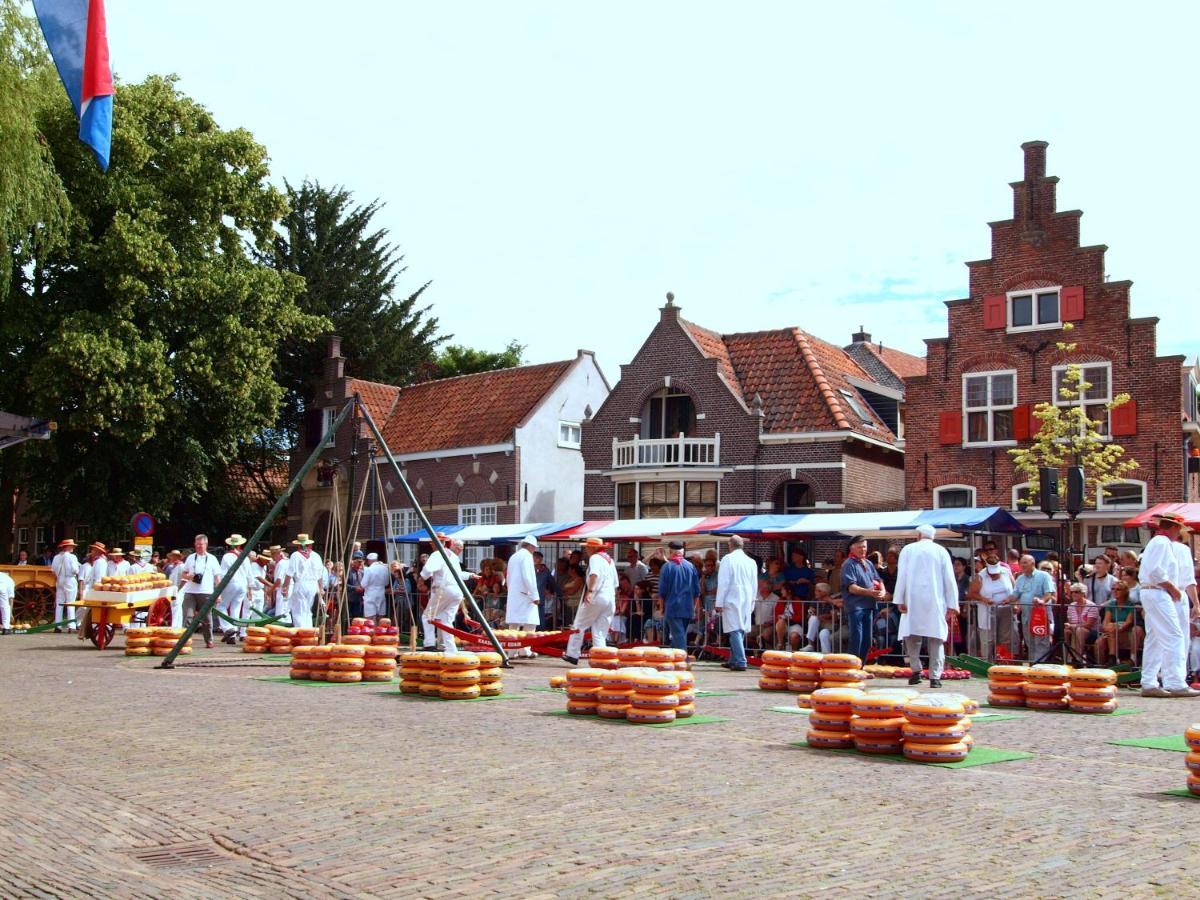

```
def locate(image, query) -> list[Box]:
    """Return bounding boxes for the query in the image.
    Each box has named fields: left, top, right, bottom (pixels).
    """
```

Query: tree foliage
left=431, top=339, right=525, bottom=379
left=3, top=72, right=326, bottom=532
left=264, top=179, right=442, bottom=443
left=1009, top=324, right=1139, bottom=506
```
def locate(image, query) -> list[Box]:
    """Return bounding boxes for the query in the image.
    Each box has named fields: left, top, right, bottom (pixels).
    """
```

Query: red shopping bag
left=1029, top=603, right=1050, bottom=637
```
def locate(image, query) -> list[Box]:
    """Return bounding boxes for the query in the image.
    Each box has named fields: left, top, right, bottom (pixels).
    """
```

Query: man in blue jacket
left=657, top=540, right=700, bottom=652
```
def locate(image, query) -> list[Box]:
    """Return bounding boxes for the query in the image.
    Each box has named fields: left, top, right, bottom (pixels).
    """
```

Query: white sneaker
left=800, top=644, right=815, bottom=652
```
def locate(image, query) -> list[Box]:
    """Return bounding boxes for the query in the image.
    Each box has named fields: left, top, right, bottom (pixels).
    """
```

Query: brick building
left=579, top=297, right=918, bottom=535
left=289, top=337, right=609, bottom=570
left=905, top=141, right=1199, bottom=550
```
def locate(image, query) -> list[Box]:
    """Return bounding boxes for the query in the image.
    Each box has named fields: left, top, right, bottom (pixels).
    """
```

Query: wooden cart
left=77, top=587, right=175, bottom=649
left=0, top=564, right=56, bottom=628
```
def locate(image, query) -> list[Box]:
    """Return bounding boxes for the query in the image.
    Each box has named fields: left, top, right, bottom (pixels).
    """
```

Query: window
left=1008, top=288, right=1060, bottom=332
left=458, top=503, right=497, bottom=527
left=1100, top=525, right=1143, bottom=544
left=1186, top=373, right=1199, bottom=423
left=1096, top=480, right=1146, bottom=511
left=617, top=483, right=636, bottom=520
left=963, top=370, right=1016, bottom=445
left=34, top=525, right=50, bottom=551
left=1012, top=482, right=1033, bottom=510
left=75, top=526, right=90, bottom=545
left=558, top=421, right=581, bottom=448
left=388, top=509, right=420, bottom=564
left=684, top=481, right=718, bottom=517
left=1052, top=363, right=1112, bottom=437
left=642, top=391, right=696, bottom=439
left=934, top=485, right=975, bottom=509
left=322, top=406, right=336, bottom=448
left=463, top=545, right=487, bottom=574
left=639, top=482, right=680, bottom=518
left=838, top=389, right=876, bottom=427
left=17, top=527, right=28, bottom=552
left=777, top=482, right=813, bottom=514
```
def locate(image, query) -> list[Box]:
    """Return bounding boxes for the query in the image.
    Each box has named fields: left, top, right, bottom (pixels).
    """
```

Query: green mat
left=981, top=704, right=1141, bottom=717
left=791, top=742, right=1034, bottom=768
left=768, top=706, right=812, bottom=715
left=254, top=675, right=399, bottom=686
left=695, top=690, right=736, bottom=698
left=526, top=686, right=565, bottom=693
left=967, top=713, right=1024, bottom=723
left=545, top=710, right=727, bottom=728
left=1107, top=735, right=1190, bottom=753
left=382, top=691, right=526, bottom=702
left=1162, top=788, right=1200, bottom=799
left=263, top=653, right=292, bottom=661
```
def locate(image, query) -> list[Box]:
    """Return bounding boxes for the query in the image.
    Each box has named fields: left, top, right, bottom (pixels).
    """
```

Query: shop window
left=934, top=485, right=975, bottom=509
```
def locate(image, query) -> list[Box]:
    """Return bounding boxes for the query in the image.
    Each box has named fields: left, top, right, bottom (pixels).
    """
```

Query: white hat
left=916, top=523, right=936, bottom=539
left=366, top=552, right=379, bottom=561
left=520, top=535, right=538, bottom=548
left=985, top=561, right=1006, bottom=575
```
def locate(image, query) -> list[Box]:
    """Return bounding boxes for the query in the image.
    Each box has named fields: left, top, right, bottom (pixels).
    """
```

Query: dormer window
left=1008, top=288, right=1060, bottom=333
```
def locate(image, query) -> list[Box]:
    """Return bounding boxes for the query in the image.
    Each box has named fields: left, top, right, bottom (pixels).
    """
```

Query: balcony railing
left=612, top=434, right=720, bottom=469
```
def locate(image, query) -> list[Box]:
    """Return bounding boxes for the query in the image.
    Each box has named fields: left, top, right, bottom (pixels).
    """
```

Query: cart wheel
left=89, top=622, right=116, bottom=649
left=13, top=585, right=55, bottom=626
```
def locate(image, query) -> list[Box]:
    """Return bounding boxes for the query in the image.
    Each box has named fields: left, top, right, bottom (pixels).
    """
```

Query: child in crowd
left=642, top=587, right=666, bottom=644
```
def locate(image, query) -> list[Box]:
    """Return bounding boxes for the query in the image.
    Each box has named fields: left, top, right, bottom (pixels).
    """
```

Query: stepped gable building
left=579, top=296, right=919, bottom=531
left=290, top=336, right=609, bottom=568
left=904, top=140, right=1199, bottom=549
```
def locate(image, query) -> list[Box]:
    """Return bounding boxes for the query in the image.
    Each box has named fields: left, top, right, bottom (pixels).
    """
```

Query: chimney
left=660, top=291, right=680, bottom=323
left=1013, top=140, right=1054, bottom=245
left=324, top=333, right=345, bottom=381
left=1021, top=140, right=1048, bottom=183
left=851, top=325, right=871, bottom=344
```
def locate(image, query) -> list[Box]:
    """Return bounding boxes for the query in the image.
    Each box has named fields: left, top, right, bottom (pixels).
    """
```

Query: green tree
left=1009, top=323, right=1139, bottom=508
left=432, top=339, right=525, bottom=379
left=265, top=179, right=442, bottom=443
left=5, top=73, right=326, bottom=533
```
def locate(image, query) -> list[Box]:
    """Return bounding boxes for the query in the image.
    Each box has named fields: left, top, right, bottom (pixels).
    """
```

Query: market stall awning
left=539, top=517, right=747, bottom=543
left=886, top=507, right=1028, bottom=534
left=718, top=507, right=1027, bottom=539
left=538, top=521, right=613, bottom=541
left=388, top=524, right=462, bottom=544
left=1122, top=503, right=1200, bottom=529
left=450, top=522, right=583, bottom=544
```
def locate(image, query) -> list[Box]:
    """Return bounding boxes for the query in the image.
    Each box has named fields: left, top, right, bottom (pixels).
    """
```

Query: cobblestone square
left=2, top=635, right=1197, bottom=899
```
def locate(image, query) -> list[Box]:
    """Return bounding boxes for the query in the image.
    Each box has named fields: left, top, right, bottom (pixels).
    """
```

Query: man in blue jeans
left=840, top=535, right=885, bottom=664
left=657, top=540, right=700, bottom=652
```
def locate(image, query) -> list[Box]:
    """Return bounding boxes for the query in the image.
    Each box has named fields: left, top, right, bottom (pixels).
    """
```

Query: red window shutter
left=1012, top=403, right=1032, bottom=440
left=1111, top=399, right=1137, bottom=436
left=939, top=410, right=961, bottom=445
left=982, top=295, right=1006, bottom=329
left=1061, top=285, right=1085, bottom=321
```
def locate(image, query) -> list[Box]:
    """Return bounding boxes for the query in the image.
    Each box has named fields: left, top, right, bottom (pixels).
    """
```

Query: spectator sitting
left=772, top=583, right=799, bottom=650
left=753, top=579, right=780, bottom=648
left=783, top=548, right=815, bottom=602
left=802, top=582, right=843, bottom=653
left=1064, top=582, right=1099, bottom=661
left=642, top=589, right=666, bottom=644
left=1094, top=583, right=1143, bottom=666
left=612, top=574, right=633, bottom=643
left=700, top=557, right=720, bottom=642
left=1085, top=555, right=1116, bottom=606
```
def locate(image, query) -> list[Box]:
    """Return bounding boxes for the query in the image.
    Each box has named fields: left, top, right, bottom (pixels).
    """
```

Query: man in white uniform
left=109, top=548, right=131, bottom=578
left=217, top=534, right=251, bottom=643
left=361, top=552, right=391, bottom=622
left=180, top=534, right=219, bottom=648
left=504, top=536, right=540, bottom=658
left=1139, top=512, right=1199, bottom=697
left=0, top=568, right=15, bottom=633
left=1172, top=532, right=1198, bottom=681
left=563, top=537, right=617, bottom=665
left=420, top=537, right=468, bottom=653
left=269, top=546, right=289, bottom=618
left=247, top=550, right=267, bottom=622
left=893, top=523, right=959, bottom=689
left=281, top=534, right=324, bottom=630
left=714, top=534, right=757, bottom=671
left=165, top=549, right=186, bottom=627
left=51, top=538, right=80, bottom=633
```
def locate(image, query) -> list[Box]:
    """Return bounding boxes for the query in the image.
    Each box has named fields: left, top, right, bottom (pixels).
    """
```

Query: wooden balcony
left=611, top=434, right=720, bottom=469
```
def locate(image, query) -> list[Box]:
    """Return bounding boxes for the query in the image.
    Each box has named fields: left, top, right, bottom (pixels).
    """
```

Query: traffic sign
left=130, top=512, right=156, bottom=537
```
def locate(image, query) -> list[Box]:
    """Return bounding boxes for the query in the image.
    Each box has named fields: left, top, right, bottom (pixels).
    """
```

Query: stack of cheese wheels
left=788, top=651, right=823, bottom=694
left=1023, top=664, right=1072, bottom=710
left=806, top=686, right=863, bottom=748
left=150, top=627, right=192, bottom=656
left=124, top=628, right=153, bottom=657
left=243, top=626, right=270, bottom=654
left=292, top=627, right=320, bottom=648
left=901, top=696, right=972, bottom=762
left=565, top=667, right=606, bottom=714
left=669, top=648, right=690, bottom=670
left=759, top=650, right=793, bottom=690
left=849, top=691, right=910, bottom=754
left=289, top=645, right=322, bottom=679
left=987, top=664, right=1029, bottom=707
left=418, top=654, right=445, bottom=697
left=439, top=652, right=482, bottom=699
left=617, top=646, right=647, bottom=669
left=362, top=645, right=398, bottom=682
left=475, top=651, right=504, bottom=696
left=588, top=646, right=620, bottom=669
left=305, top=644, right=331, bottom=680
left=627, top=669, right=681, bottom=723
left=674, top=669, right=696, bottom=718
left=371, top=627, right=399, bottom=650
left=399, top=651, right=429, bottom=694
left=327, top=643, right=366, bottom=683
left=1185, top=725, right=1200, bottom=796
left=1066, top=668, right=1118, bottom=713
left=596, top=667, right=637, bottom=718
left=266, top=624, right=296, bottom=655
left=644, top=646, right=676, bottom=672
left=819, top=654, right=865, bottom=689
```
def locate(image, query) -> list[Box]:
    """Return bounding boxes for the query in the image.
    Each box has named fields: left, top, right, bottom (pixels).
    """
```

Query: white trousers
left=423, top=587, right=461, bottom=652
left=1176, top=597, right=1192, bottom=677
left=170, top=593, right=184, bottom=628
left=55, top=584, right=78, bottom=629
left=565, top=598, right=615, bottom=659
left=1190, top=636, right=1200, bottom=677
left=905, top=635, right=945, bottom=680
left=219, top=586, right=247, bottom=634
left=505, top=622, right=537, bottom=658
left=1, top=593, right=11, bottom=628
left=1140, top=588, right=1187, bottom=691
left=288, top=586, right=317, bottom=630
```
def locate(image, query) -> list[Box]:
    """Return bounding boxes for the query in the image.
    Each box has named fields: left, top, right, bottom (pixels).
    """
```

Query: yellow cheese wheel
left=902, top=720, right=970, bottom=744
left=329, top=644, right=365, bottom=659
left=1185, top=751, right=1200, bottom=774
left=327, top=670, right=362, bottom=683
left=597, top=702, right=629, bottom=718
left=674, top=671, right=696, bottom=690
left=548, top=675, right=568, bottom=689
left=903, top=741, right=970, bottom=763
left=1068, top=684, right=1116, bottom=702
left=566, top=686, right=601, bottom=702
left=987, top=692, right=1026, bottom=707
left=758, top=677, right=790, bottom=691
left=626, top=707, right=676, bottom=724
left=903, top=696, right=966, bottom=723
left=1068, top=668, right=1117, bottom=686
left=597, top=688, right=634, bottom=704
left=761, top=650, right=794, bottom=665
left=328, top=657, right=365, bottom=671
left=760, top=664, right=791, bottom=680
left=854, top=736, right=903, bottom=755
left=475, top=652, right=503, bottom=667
left=440, top=668, right=480, bottom=685
left=418, top=681, right=442, bottom=696
left=1025, top=696, right=1069, bottom=710
left=821, top=653, right=862, bottom=670
left=1022, top=683, right=1069, bottom=699
left=478, top=682, right=502, bottom=696
left=399, top=681, right=422, bottom=694
left=1184, top=724, right=1200, bottom=751
left=440, top=683, right=481, bottom=700
left=791, top=651, right=824, bottom=667
left=805, top=729, right=854, bottom=749
left=567, top=699, right=598, bottom=715
left=809, top=710, right=853, bottom=730
left=565, top=668, right=607, bottom=687
left=124, top=647, right=151, bottom=657
left=628, top=672, right=680, bottom=694
left=1067, top=698, right=1117, bottom=714
left=289, top=668, right=312, bottom=680
left=850, top=715, right=905, bottom=738
left=850, top=694, right=907, bottom=718
left=675, top=702, right=695, bottom=718
left=477, top=667, right=503, bottom=684
left=810, top=687, right=864, bottom=714
left=988, top=680, right=1026, bottom=696
left=630, top=691, right=680, bottom=710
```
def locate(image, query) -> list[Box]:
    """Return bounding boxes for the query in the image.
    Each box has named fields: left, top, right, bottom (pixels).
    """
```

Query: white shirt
left=220, top=550, right=251, bottom=592
left=975, top=568, right=1014, bottom=629
left=51, top=550, right=80, bottom=585
left=272, top=554, right=288, bottom=586
left=181, top=552, right=222, bottom=594
left=1174, top=542, right=1197, bottom=590
left=715, top=548, right=758, bottom=633
left=1140, top=534, right=1180, bottom=590
left=112, top=559, right=131, bottom=577
left=504, top=546, right=540, bottom=625
left=286, top=549, right=326, bottom=591
left=585, top=551, right=617, bottom=606
left=893, top=537, right=959, bottom=641
left=249, top=561, right=267, bottom=599
left=0, top=571, right=15, bottom=603
left=361, top=561, right=390, bottom=598
left=421, top=551, right=464, bottom=600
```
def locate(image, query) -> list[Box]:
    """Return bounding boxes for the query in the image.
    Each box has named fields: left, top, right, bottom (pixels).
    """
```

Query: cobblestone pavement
left=2, top=634, right=1199, bottom=899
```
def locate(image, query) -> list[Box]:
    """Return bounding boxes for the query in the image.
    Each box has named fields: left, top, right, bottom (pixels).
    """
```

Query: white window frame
left=387, top=508, right=420, bottom=565
left=17, top=527, right=28, bottom=551
left=34, top=526, right=50, bottom=550
left=1096, top=479, right=1147, bottom=511
left=462, top=544, right=488, bottom=574
left=1053, top=362, right=1112, bottom=439
left=962, top=369, right=1017, bottom=447
left=457, top=503, right=497, bottom=528
left=1011, top=482, right=1033, bottom=509
left=613, top=479, right=720, bottom=519
left=558, top=421, right=582, bottom=449
left=838, top=388, right=876, bottom=427
left=1186, top=373, right=1199, bottom=423
left=1007, top=286, right=1062, bottom=334
left=934, top=484, right=976, bottom=510
left=322, top=406, right=336, bottom=448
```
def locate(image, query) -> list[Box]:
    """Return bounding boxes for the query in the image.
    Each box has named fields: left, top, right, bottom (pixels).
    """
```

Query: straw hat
left=291, top=534, right=315, bottom=546
left=580, top=537, right=610, bottom=549
left=1156, top=511, right=1189, bottom=531
left=57, top=538, right=77, bottom=549
left=109, top=547, right=124, bottom=556
left=88, top=542, right=108, bottom=555
left=225, top=533, right=247, bottom=547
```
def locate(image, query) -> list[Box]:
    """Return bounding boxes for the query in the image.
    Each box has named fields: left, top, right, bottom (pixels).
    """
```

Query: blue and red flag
left=32, top=0, right=113, bottom=170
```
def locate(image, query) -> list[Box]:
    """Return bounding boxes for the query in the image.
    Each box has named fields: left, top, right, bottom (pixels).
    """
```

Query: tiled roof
left=680, top=319, right=745, bottom=403
left=863, top=343, right=926, bottom=380
left=348, top=378, right=400, bottom=428
left=222, top=460, right=289, bottom=505
left=379, top=361, right=573, bottom=455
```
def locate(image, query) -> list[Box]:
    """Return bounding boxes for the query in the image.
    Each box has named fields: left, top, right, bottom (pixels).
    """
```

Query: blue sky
left=105, top=1, right=1198, bottom=378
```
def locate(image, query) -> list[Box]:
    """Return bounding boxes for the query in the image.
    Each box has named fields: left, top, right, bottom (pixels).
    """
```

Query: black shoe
left=729, top=665, right=747, bottom=672
left=907, top=673, right=922, bottom=685
left=929, top=679, right=942, bottom=689
left=54, top=627, right=63, bottom=634
left=420, top=645, right=438, bottom=652
left=721, top=662, right=733, bottom=669
left=562, top=655, right=579, bottom=666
